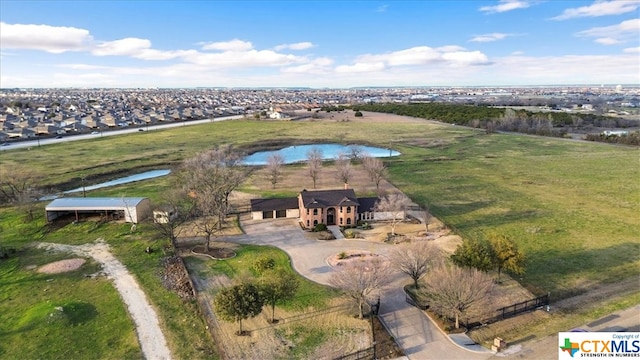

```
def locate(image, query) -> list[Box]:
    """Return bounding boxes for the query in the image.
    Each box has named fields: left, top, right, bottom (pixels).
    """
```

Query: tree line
left=352, top=103, right=638, bottom=144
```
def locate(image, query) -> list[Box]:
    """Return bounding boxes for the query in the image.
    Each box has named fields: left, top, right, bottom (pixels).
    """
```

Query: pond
left=41, top=169, right=171, bottom=200
left=243, top=144, right=400, bottom=165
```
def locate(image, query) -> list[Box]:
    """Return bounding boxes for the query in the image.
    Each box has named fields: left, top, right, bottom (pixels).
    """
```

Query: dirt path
left=37, top=239, right=172, bottom=360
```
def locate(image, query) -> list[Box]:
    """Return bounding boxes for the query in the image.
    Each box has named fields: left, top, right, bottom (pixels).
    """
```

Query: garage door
left=275, top=210, right=287, bottom=218
left=262, top=211, right=274, bottom=219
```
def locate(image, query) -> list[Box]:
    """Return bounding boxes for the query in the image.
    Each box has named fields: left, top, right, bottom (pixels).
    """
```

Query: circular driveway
left=229, top=218, right=394, bottom=285
left=222, top=218, right=493, bottom=360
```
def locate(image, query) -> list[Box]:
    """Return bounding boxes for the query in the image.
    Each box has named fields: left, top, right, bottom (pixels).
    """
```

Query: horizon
left=1, top=0, right=639, bottom=88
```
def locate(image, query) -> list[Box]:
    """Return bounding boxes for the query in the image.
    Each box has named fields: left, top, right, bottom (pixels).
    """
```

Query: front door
left=327, top=207, right=335, bottom=225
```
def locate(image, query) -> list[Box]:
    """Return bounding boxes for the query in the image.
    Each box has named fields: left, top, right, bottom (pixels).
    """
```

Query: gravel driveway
left=38, top=240, right=172, bottom=360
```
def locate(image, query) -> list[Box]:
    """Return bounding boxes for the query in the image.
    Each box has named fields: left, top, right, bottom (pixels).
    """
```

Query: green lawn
left=193, top=244, right=338, bottom=310
left=0, top=246, right=140, bottom=359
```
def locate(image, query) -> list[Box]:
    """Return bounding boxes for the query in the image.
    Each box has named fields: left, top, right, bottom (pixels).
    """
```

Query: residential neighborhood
left=1, top=86, right=638, bottom=142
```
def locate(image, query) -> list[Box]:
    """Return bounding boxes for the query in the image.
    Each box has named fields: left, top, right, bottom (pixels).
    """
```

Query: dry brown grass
left=211, top=297, right=370, bottom=360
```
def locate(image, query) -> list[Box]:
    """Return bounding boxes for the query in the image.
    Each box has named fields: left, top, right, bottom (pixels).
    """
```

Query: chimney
left=344, top=183, right=349, bottom=189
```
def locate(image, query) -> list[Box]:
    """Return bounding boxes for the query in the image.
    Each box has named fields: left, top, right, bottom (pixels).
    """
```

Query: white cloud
left=338, top=46, right=491, bottom=73
left=552, top=0, right=640, bottom=20
left=183, top=49, right=304, bottom=67
left=375, top=5, right=389, bottom=13
left=56, top=63, right=110, bottom=70
left=479, top=0, right=534, bottom=14
left=442, top=51, right=491, bottom=65
left=576, top=19, right=640, bottom=44
left=435, top=45, right=467, bottom=52
left=470, top=33, right=512, bottom=42
left=0, top=22, right=93, bottom=53
left=623, top=46, right=640, bottom=53
left=201, top=39, right=253, bottom=51
left=281, top=57, right=333, bottom=73
left=274, top=42, right=315, bottom=51
left=93, top=38, right=151, bottom=56
left=595, top=37, right=621, bottom=45
left=335, top=62, right=386, bottom=73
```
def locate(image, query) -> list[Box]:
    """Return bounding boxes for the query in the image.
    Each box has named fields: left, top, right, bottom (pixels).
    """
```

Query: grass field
left=0, top=208, right=217, bottom=359
left=1, top=111, right=638, bottom=356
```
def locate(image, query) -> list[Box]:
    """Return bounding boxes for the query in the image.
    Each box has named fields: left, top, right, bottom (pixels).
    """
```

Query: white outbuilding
left=45, top=197, right=151, bottom=223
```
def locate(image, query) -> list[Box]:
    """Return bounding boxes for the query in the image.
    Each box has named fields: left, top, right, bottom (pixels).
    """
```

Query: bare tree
left=180, top=145, right=247, bottom=252
left=334, top=153, right=352, bottom=186
left=422, top=264, right=494, bottom=329
left=374, top=193, right=412, bottom=236
left=265, top=153, right=285, bottom=189
left=347, top=145, right=364, bottom=163
left=330, top=257, right=393, bottom=319
left=0, top=165, right=42, bottom=219
left=390, top=241, right=441, bottom=289
left=362, top=156, right=387, bottom=191
left=306, top=147, right=322, bottom=189
left=152, top=187, right=195, bottom=248
left=423, top=204, right=433, bottom=234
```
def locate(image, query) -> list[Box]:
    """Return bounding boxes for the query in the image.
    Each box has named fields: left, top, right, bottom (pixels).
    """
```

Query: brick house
left=250, top=188, right=379, bottom=229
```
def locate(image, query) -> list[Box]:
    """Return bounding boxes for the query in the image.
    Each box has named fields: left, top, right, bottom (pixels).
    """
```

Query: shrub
left=338, top=251, right=348, bottom=260
left=344, top=230, right=356, bottom=239
left=253, top=256, right=276, bottom=275
left=358, top=222, right=372, bottom=230
left=318, top=231, right=335, bottom=240
left=354, top=111, right=363, bottom=117
left=313, top=223, right=327, bottom=232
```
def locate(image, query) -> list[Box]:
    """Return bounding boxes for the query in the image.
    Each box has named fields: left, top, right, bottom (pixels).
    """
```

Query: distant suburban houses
left=1, top=86, right=637, bottom=141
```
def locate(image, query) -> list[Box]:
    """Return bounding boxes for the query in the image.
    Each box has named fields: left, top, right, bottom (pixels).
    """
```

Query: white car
left=91, top=131, right=100, bottom=135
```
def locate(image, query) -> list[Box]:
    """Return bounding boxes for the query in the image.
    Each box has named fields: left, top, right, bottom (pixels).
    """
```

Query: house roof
left=46, top=197, right=148, bottom=210
left=356, top=197, right=379, bottom=214
left=250, top=197, right=298, bottom=212
left=299, top=189, right=359, bottom=208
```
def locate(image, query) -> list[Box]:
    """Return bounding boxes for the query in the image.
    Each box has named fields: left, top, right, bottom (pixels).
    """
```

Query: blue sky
left=1, top=0, right=638, bottom=88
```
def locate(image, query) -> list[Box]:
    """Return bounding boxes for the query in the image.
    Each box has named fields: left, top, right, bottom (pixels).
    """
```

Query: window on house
left=314, top=220, right=318, bottom=226
left=306, top=208, right=309, bottom=215
left=306, top=220, right=309, bottom=227
left=340, top=207, right=343, bottom=213
left=346, top=206, right=351, bottom=213
left=313, top=208, right=318, bottom=215
left=346, top=218, right=352, bottom=225
left=340, top=218, right=343, bottom=225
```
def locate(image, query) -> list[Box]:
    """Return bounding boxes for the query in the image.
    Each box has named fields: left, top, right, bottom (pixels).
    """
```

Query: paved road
left=222, top=218, right=493, bottom=360
left=0, top=115, right=244, bottom=151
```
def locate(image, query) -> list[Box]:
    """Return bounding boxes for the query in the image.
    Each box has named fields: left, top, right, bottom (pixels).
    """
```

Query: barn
left=45, top=197, right=151, bottom=224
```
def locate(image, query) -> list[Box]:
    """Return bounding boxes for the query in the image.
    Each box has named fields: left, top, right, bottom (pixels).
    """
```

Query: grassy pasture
left=0, top=244, right=141, bottom=359
left=1, top=113, right=638, bottom=356
left=0, top=207, right=217, bottom=359
left=3, top=116, right=639, bottom=298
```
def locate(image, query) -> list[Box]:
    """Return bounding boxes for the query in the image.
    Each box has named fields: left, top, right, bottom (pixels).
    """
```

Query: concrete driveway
left=222, top=218, right=493, bottom=360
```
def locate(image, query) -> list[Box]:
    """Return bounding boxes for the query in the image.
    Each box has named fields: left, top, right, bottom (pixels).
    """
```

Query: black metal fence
left=333, top=346, right=375, bottom=360
left=496, top=293, right=549, bottom=320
